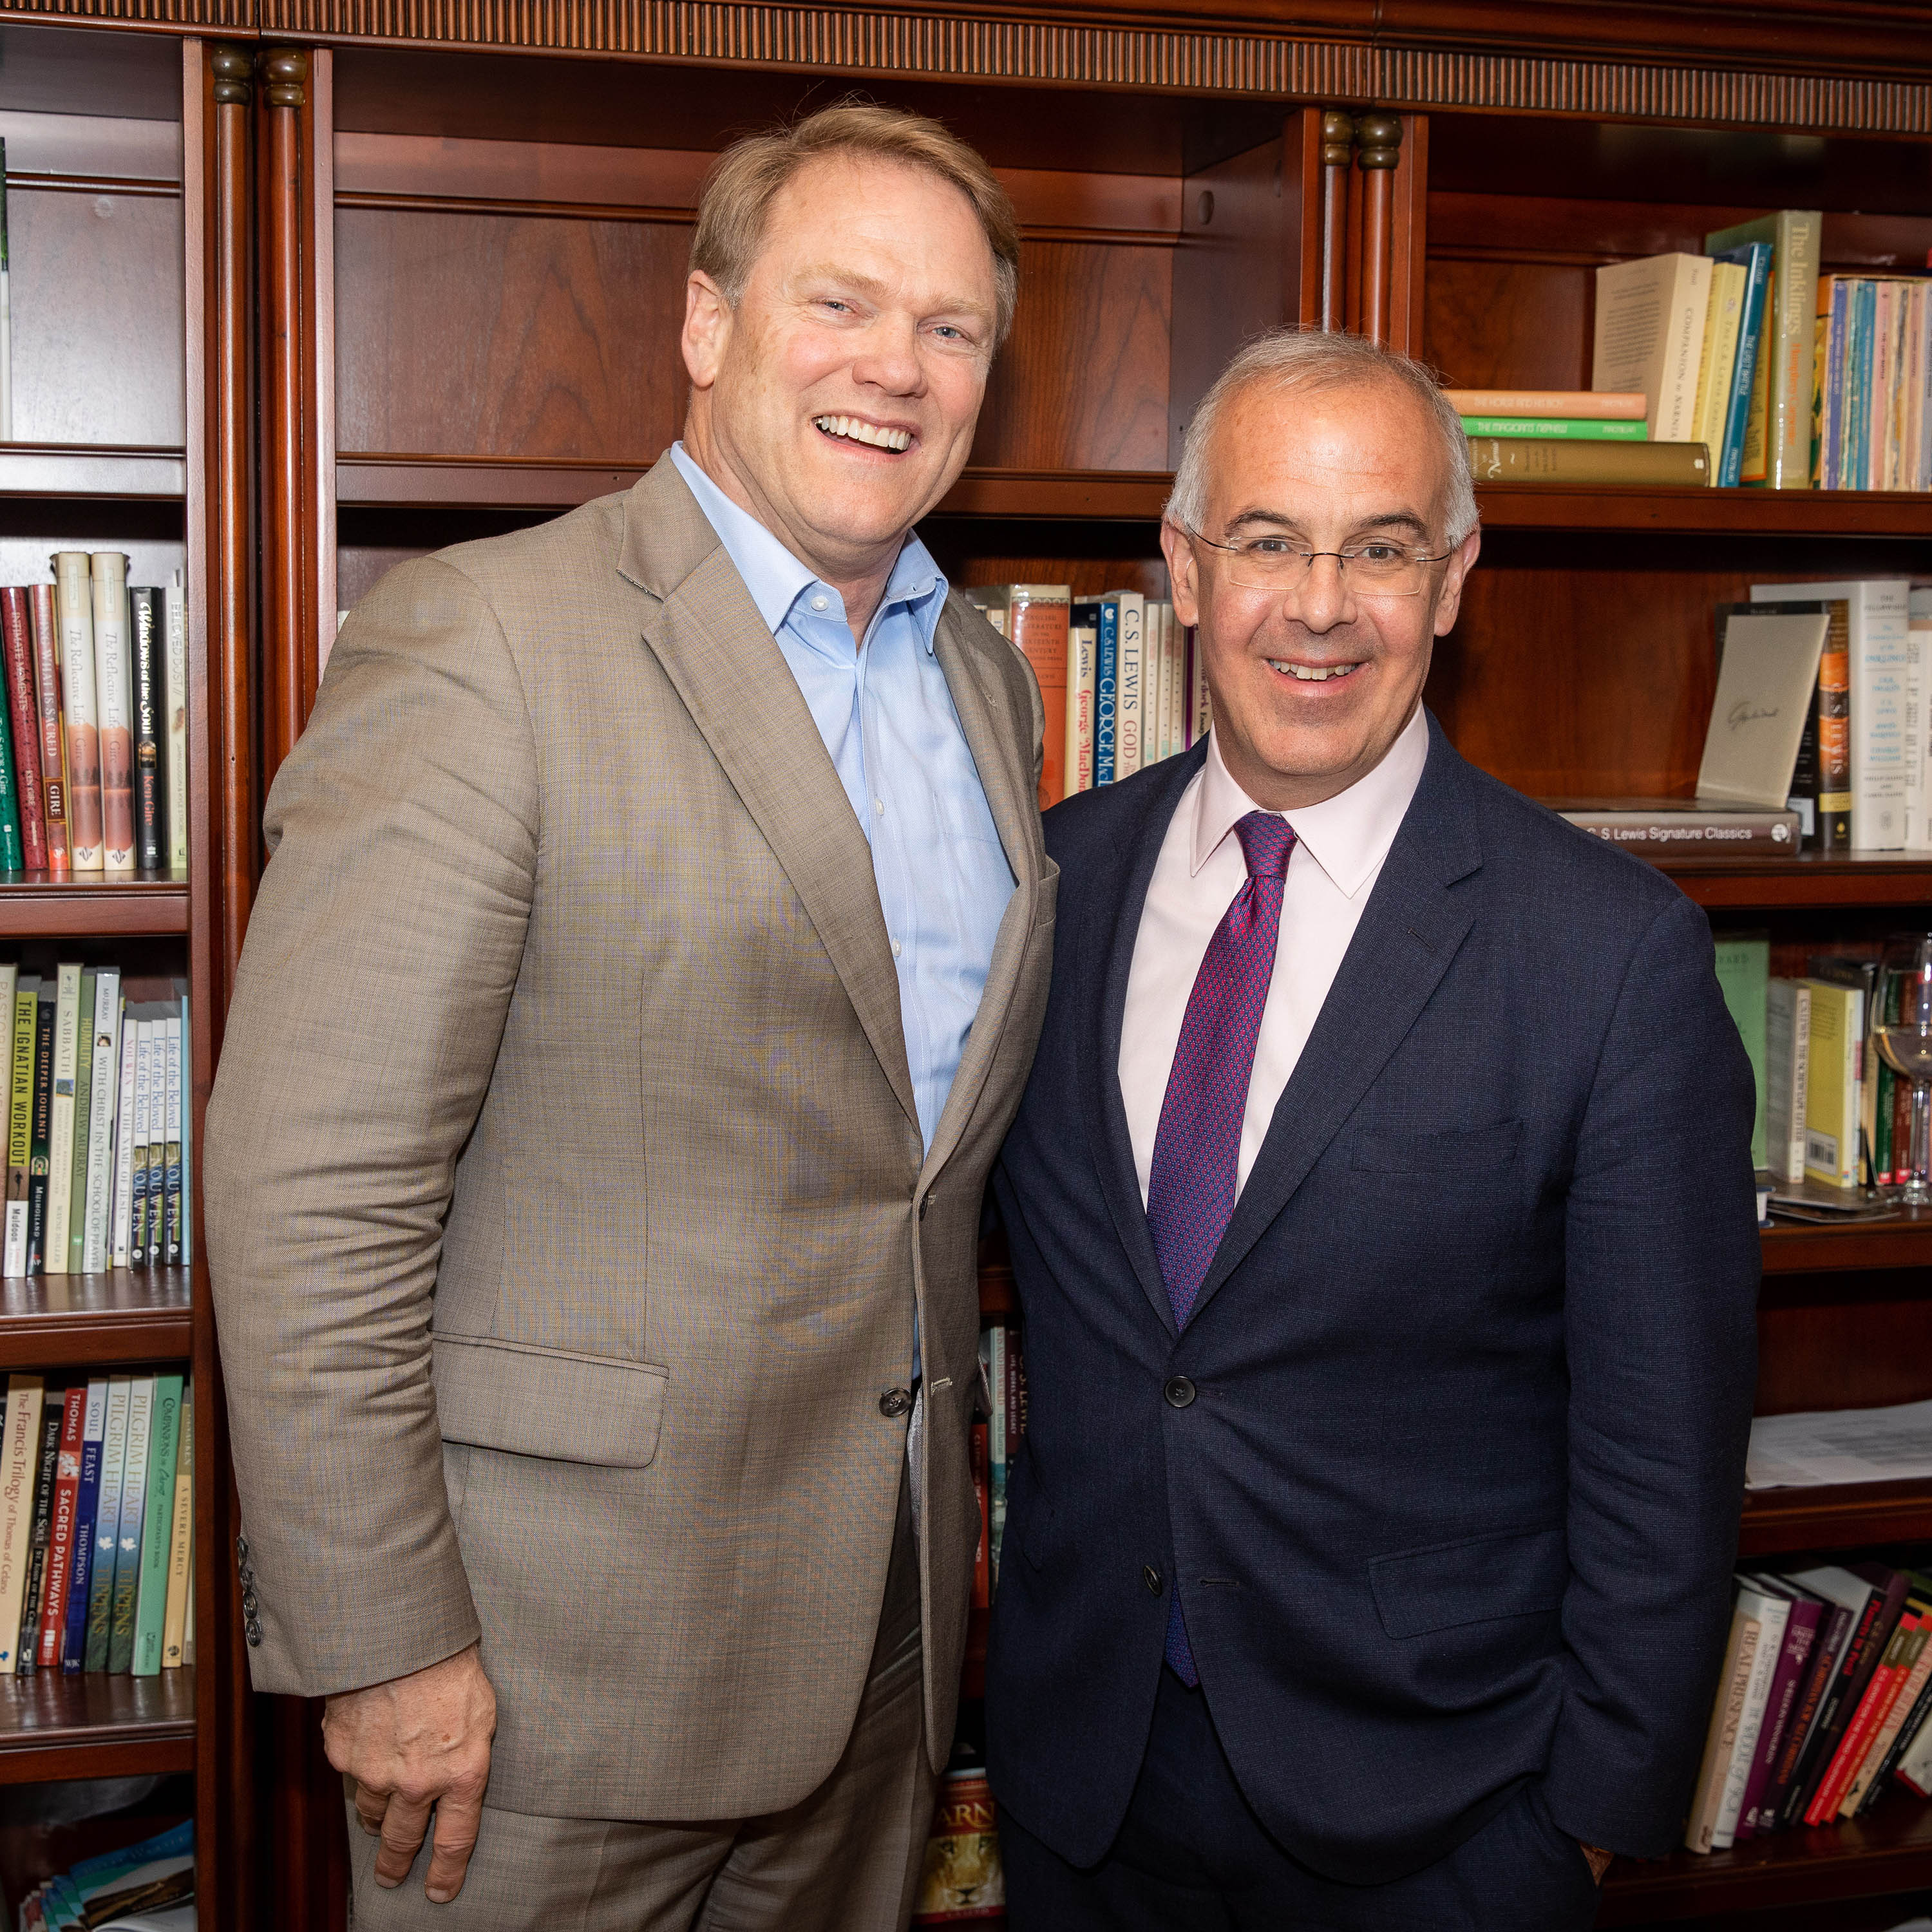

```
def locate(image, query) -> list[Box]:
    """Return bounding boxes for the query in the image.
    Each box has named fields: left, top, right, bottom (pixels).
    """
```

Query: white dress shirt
left=1119, top=705, right=1430, bottom=1206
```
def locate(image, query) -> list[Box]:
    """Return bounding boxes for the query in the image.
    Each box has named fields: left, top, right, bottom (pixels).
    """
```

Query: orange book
left=969, top=585, right=1070, bottom=810
left=1445, top=388, right=1648, bottom=420
left=1809, top=1612, right=1920, bottom=1823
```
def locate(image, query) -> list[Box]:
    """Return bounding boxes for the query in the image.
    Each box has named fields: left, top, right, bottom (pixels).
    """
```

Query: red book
left=0, top=591, right=44, bottom=871
left=26, top=587, right=68, bottom=876
left=1810, top=1613, right=1920, bottom=1823
left=35, top=1385, right=86, bottom=1668
left=970, top=1423, right=990, bottom=1609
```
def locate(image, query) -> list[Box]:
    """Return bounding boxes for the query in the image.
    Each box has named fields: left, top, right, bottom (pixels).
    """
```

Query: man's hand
left=323, top=1643, right=498, bottom=1904
left=1580, top=1841, right=1614, bottom=1884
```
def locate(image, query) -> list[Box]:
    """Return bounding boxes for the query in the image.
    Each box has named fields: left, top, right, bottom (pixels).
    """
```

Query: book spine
left=15, top=1392, right=60, bottom=1674
left=162, top=1014, right=182, bottom=1266
left=1715, top=1595, right=1791, bottom=1846
left=0, top=1378, right=42, bottom=1672
left=1825, top=279, right=1850, bottom=489
left=1844, top=1623, right=1932, bottom=1813
left=163, top=575, right=187, bottom=873
left=1466, top=437, right=1711, bottom=485
left=142, top=1022, right=166, bottom=1265
left=64, top=972, right=93, bottom=1276
left=1457, top=415, right=1649, bottom=439
left=0, top=979, right=25, bottom=1276
left=175, top=987, right=191, bottom=1262
left=90, top=553, right=135, bottom=876
left=1114, top=594, right=1144, bottom=780
left=51, top=552, right=102, bottom=874
left=1189, top=627, right=1210, bottom=745
left=1720, top=246, right=1772, bottom=487
left=1738, top=1603, right=1820, bottom=1833
left=0, top=629, right=23, bottom=873
left=1444, top=388, right=1649, bottom=419
left=109, top=1018, right=136, bottom=1269
left=82, top=1374, right=129, bottom=1671
left=43, top=963, right=78, bottom=1276
left=131, top=1374, right=180, bottom=1674
left=1817, top=605, right=1853, bottom=850
left=1770, top=211, right=1822, bottom=489
left=26, top=586, right=68, bottom=875
left=61, top=1378, right=106, bottom=1671
left=1870, top=1656, right=1932, bottom=1803
left=1557, top=811, right=1800, bottom=855
left=80, top=971, right=118, bottom=1275
left=1762, top=1598, right=1857, bottom=1825
left=970, top=1421, right=989, bottom=1609
left=1810, top=1620, right=1915, bottom=1823
left=128, top=587, right=164, bottom=873
left=160, top=1387, right=191, bottom=1669
left=1093, top=602, right=1118, bottom=785
left=0, top=590, right=43, bottom=872
left=1850, top=583, right=1911, bottom=852
left=35, top=1385, right=84, bottom=1669
left=1782, top=1584, right=1892, bottom=1826
left=1689, top=1611, right=1761, bottom=1853
left=107, top=1376, right=153, bottom=1672
left=128, top=1021, right=151, bottom=1269
left=1064, top=614, right=1094, bottom=795
left=23, top=987, right=52, bottom=1274
left=1006, top=589, right=1070, bottom=811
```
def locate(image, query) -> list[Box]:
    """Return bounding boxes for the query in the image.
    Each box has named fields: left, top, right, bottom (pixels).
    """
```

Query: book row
left=1688, top=1559, right=1932, bottom=1854
left=0, top=1372, right=193, bottom=1683
left=16, top=1819, right=194, bottom=1932
left=0, top=962, right=190, bottom=1278
left=969, top=1318, right=1025, bottom=1607
left=1815, top=276, right=1932, bottom=493
left=0, top=563, right=190, bottom=880
left=967, top=587, right=1206, bottom=811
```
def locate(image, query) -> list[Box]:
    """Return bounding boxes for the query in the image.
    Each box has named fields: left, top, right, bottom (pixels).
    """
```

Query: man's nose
left=1282, top=553, right=1352, bottom=630
left=852, top=315, right=925, bottom=393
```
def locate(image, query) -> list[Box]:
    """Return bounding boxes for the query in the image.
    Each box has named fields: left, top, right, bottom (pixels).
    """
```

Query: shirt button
left=1164, top=1376, right=1197, bottom=1408
left=874, top=798, right=885, bottom=815
left=810, top=594, right=829, bottom=612
left=891, top=940, right=902, bottom=958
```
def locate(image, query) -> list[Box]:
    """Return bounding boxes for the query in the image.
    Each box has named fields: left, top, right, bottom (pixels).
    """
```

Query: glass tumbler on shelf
left=1875, top=934, right=1932, bottom=1207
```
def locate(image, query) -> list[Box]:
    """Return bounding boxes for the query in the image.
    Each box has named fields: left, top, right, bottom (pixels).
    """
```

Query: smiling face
left=681, top=153, right=999, bottom=601
left=1160, top=375, right=1481, bottom=812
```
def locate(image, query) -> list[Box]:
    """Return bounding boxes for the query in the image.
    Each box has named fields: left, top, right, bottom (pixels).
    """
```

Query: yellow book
left=1803, top=980, right=1862, bottom=1189
left=1, top=976, right=24, bottom=1277
left=1738, top=279, right=1776, bottom=484
left=160, top=1386, right=192, bottom=1667
left=1690, top=261, right=1748, bottom=460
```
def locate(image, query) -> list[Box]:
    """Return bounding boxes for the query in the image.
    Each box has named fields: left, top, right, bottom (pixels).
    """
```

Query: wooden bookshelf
left=0, top=1667, right=196, bottom=1785
left=0, top=876, right=190, bottom=935
left=0, top=1267, right=193, bottom=1367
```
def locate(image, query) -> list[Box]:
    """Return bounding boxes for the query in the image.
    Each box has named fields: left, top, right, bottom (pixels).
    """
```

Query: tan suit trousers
left=346, top=1478, right=933, bottom=1932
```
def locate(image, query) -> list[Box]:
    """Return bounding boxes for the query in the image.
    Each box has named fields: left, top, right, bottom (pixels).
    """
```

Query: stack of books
left=1687, top=1562, right=1932, bottom=1853
left=0, top=1371, right=194, bottom=1685
left=16, top=1819, right=195, bottom=1931
left=0, top=962, right=189, bottom=1278
left=1815, top=274, right=1932, bottom=491
left=967, top=586, right=1202, bottom=811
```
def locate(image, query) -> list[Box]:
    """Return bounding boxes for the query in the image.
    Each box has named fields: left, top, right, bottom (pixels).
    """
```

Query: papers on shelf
left=1747, top=1397, right=1932, bottom=1491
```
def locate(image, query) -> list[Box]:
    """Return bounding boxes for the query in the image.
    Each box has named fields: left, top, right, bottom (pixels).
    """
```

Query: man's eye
left=1354, top=543, right=1405, bottom=564
left=819, top=299, right=855, bottom=316
left=1243, top=539, right=1296, bottom=559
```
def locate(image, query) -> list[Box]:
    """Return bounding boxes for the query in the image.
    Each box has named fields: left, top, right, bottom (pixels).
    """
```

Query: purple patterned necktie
left=1145, top=809, right=1296, bottom=1685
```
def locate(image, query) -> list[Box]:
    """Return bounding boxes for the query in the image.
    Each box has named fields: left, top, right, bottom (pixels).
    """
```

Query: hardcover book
left=50, top=552, right=103, bottom=875
left=1700, top=608, right=1830, bottom=809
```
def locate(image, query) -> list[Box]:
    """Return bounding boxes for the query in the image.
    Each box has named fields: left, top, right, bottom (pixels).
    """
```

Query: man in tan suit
left=205, top=104, right=1054, bottom=1929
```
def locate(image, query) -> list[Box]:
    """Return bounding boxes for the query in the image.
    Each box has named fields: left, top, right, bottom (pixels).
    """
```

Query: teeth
left=1268, top=660, right=1360, bottom=682
left=814, top=415, right=913, bottom=451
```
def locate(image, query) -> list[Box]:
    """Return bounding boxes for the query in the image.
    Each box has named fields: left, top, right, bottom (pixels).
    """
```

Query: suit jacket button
left=1164, top=1376, right=1197, bottom=1408
left=880, top=1387, right=913, bottom=1419
left=1144, top=1566, right=1163, bottom=1595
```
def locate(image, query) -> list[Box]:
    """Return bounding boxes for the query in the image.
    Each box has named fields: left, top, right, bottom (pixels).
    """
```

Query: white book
left=1190, top=630, right=1211, bottom=746
left=1109, top=591, right=1146, bottom=779
left=162, top=573, right=188, bottom=873
left=129, top=1021, right=153, bottom=1265
left=0, top=1374, right=41, bottom=1672
left=1752, top=579, right=1913, bottom=850
left=43, top=963, right=80, bottom=1274
left=113, top=1376, right=153, bottom=1608
left=1593, top=252, right=1714, bottom=443
left=1065, top=614, right=1095, bottom=795
left=162, top=1014, right=181, bottom=1265
left=1765, top=979, right=1812, bottom=1184
left=1165, top=604, right=1186, bottom=761
left=1911, top=585, right=1932, bottom=848
left=89, top=554, right=135, bottom=877
left=1712, top=1578, right=1792, bottom=1847
left=0, top=140, right=12, bottom=443
left=109, top=1018, right=137, bottom=1269
left=51, top=551, right=103, bottom=873
left=1689, top=259, right=1748, bottom=459
left=80, top=971, right=120, bottom=1274
left=1687, top=1602, right=1761, bottom=1852
left=175, top=986, right=191, bottom=1261
left=1144, top=601, right=1168, bottom=763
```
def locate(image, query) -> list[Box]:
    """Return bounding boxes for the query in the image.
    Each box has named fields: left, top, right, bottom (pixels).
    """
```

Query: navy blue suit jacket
left=987, top=714, right=1761, bottom=1884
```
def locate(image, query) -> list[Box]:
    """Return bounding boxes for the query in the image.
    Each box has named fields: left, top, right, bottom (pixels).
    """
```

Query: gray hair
left=1165, top=329, right=1479, bottom=547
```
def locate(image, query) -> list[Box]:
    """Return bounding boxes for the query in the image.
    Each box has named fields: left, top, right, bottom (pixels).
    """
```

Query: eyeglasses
left=1188, top=529, right=1455, bottom=598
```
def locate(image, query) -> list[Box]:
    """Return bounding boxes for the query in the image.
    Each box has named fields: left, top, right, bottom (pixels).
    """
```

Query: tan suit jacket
left=204, top=455, right=1056, bottom=1820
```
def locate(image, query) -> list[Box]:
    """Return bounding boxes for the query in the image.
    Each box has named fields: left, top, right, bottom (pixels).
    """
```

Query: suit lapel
left=1086, top=744, right=1210, bottom=1336
left=921, top=598, right=1042, bottom=1183
left=620, top=459, right=921, bottom=1142
left=1185, top=719, right=1484, bottom=1327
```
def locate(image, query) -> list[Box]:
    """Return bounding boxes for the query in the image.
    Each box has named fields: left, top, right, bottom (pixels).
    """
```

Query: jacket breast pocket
left=432, top=1332, right=668, bottom=1468
left=1369, top=1524, right=1566, bottom=1640
left=1350, top=1118, right=1523, bottom=1174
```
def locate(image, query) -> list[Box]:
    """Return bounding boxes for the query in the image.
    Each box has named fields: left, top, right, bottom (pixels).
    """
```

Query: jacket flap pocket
left=433, top=1333, right=668, bottom=1468
left=1369, top=1524, right=1564, bottom=1640
left=1350, top=1119, right=1523, bottom=1174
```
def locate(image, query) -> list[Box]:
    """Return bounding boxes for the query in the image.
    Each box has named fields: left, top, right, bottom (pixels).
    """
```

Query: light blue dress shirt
left=669, top=442, right=1016, bottom=1159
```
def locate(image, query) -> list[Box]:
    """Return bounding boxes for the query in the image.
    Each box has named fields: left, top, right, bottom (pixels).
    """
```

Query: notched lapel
left=1187, top=728, right=1484, bottom=1324
left=638, top=543, right=922, bottom=1145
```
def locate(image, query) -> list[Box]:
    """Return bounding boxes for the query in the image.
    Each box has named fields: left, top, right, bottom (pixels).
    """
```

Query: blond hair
left=691, top=101, right=1020, bottom=346
left=1168, top=329, right=1479, bottom=545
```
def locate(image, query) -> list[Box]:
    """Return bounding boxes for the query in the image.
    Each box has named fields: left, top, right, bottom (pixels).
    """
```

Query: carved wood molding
left=0, top=0, right=251, bottom=26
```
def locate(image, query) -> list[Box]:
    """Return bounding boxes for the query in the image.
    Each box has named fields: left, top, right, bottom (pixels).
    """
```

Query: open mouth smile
left=1267, top=659, right=1363, bottom=683
left=813, top=415, right=914, bottom=452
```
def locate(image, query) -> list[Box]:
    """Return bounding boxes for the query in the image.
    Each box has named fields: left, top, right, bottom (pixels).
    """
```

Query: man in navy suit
left=987, top=328, right=1761, bottom=1929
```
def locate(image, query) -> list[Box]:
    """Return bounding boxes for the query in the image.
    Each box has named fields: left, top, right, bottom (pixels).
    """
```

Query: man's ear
left=1432, top=525, right=1482, bottom=638
left=682, top=271, right=732, bottom=390
left=1160, top=520, right=1202, bottom=629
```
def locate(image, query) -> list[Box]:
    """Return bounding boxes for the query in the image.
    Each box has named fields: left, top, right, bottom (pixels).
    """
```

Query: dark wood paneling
left=1426, top=256, right=1589, bottom=393
left=1757, top=1293, right=1932, bottom=1416
left=12, top=184, right=184, bottom=445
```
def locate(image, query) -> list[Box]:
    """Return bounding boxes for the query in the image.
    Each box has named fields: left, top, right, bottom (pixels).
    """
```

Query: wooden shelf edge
left=1476, top=481, right=1932, bottom=536
left=0, top=1665, right=196, bottom=1784
left=0, top=445, right=187, bottom=503
left=1761, top=1215, right=1932, bottom=1274
left=0, top=1269, right=193, bottom=1367
left=0, top=877, right=189, bottom=936
left=1738, top=1475, right=1932, bottom=1556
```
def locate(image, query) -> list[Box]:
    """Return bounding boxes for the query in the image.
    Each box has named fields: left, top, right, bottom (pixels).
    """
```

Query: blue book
left=1824, top=278, right=1852, bottom=488
left=1712, top=242, right=1772, bottom=486
left=59, top=1378, right=106, bottom=1671
left=1092, top=598, right=1119, bottom=786
left=81, top=1374, right=129, bottom=1671
left=1850, top=279, right=1877, bottom=489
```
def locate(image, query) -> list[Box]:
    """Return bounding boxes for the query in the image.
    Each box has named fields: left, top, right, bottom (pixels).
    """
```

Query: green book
left=1704, top=210, right=1821, bottom=490
left=1713, top=931, right=1771, bottom=1170
left=64, top=971, right=92, bottom=1276
left=0, top=661, right=23, bottom=873
left=106, top=1374, right=152, bottom=1672
left=129, top=1374, right=180, bottom=1676
left=1459, top=415, right=1648, bottom=440
left=82, top=1372, right=129, bottom=1671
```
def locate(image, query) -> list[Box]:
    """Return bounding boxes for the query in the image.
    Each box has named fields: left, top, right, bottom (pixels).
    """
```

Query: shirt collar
left=1190, top=703, right=1430, bottom=896
left=670, top=440, right=947, bottom=653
